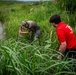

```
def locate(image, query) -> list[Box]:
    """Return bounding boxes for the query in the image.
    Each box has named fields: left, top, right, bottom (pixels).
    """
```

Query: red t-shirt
left=56, top=22, right=76, bottom=49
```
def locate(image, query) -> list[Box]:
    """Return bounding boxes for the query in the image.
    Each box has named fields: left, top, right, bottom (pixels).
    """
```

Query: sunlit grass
left=0, top=39, right=76, bottom=75
left=0, top=1, right=76, bottom=75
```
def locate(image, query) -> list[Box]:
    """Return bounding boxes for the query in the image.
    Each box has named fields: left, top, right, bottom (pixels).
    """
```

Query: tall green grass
left=57, top=0, right=76, bottom=33
left=1, top=1, right=75, bottom=40
left=0, top=1, right=76, bottom=75
left=57, top=0, right=76, bottom=14
left=0, top=39, right=76, bottom=75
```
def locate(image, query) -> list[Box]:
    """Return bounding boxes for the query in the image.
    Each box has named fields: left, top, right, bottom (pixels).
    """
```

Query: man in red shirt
left=49, top=14, right=76, bottom=59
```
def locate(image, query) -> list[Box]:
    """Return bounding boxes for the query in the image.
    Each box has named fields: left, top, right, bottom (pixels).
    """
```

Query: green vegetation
left=0, top=1, right=76, bottom=75
left=58, top=0, right=76, bottom=14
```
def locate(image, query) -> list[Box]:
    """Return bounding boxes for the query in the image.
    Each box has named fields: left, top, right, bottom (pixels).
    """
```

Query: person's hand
left=19, top=30, right=23, bottom=37
left=19, top=30, right=22, bottom=33
left=19, top=34, right=23, bottom=38
left=57, top=54, right=62, bottom=60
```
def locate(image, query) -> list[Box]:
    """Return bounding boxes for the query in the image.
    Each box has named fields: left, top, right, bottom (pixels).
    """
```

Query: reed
left=0, top=1, right=76, bottom=75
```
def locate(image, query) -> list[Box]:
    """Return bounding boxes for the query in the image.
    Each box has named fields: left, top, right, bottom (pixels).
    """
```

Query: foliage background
left=0, top=0, right=76, bottom=75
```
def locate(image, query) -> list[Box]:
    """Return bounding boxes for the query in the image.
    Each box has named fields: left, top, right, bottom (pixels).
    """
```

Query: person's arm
left=22, top=26, right=28, bottom=30
left=57, top=41, right=67, bottom=59
left=57, top=29, right=67, bottom=60
left=19, top=26, right=23, bottom=37
left=19, top=26, right=29, bottom=37
left=20, top=31, right=29, bottom=34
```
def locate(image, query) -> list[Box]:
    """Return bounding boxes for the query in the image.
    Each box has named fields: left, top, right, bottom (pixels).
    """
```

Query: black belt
left=66, top=49, right=76, bottom=51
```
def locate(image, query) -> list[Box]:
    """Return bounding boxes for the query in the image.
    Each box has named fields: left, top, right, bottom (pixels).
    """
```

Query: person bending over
left=19, top=20, right=40, bottom=43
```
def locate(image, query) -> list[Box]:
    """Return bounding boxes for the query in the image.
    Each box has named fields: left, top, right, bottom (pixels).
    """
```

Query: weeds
left=0, top=1, right=76, bottom=75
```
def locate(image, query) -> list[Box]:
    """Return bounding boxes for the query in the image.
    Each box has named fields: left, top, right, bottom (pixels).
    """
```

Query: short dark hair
left=49, top=15, right=61, bottom=24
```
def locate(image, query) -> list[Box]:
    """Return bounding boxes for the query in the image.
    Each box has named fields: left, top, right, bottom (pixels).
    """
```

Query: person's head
left=49, top=15, right=61, bottom=27
left=22, top=21, right=29, bottom=28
